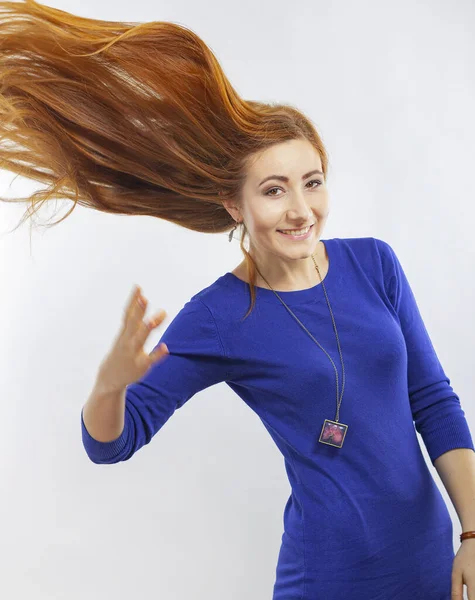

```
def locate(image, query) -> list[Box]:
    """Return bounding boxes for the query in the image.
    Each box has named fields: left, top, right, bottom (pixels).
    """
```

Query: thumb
left=151, top=343, right=169, bottom=361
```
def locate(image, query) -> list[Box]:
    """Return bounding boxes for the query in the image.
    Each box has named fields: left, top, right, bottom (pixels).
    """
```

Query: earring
left=228, top=221, right=240, bottom=242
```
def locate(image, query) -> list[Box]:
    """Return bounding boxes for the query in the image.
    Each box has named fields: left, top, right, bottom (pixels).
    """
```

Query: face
left=224, top=138, right=329, bottom=265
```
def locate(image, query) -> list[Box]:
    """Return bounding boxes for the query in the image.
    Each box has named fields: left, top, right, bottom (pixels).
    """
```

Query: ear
left=221, top=197, right=241, bottom=222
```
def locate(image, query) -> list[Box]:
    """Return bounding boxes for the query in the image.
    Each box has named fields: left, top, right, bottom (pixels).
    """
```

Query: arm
left=82, top=380, right=126, bottom=443
left=81, top=297, right=232, bottom=464
left=375, top=238, right=474, bottom=465
left=434, top=447, right=475, bottom=531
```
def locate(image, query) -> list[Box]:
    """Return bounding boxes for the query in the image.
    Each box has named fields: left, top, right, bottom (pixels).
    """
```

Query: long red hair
left=0, top=0, right=329, bottom=317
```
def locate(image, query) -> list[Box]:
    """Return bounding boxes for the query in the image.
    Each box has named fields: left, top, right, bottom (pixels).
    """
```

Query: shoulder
left=336, top=236, right=396, bottom=267
left=159, top=275, right=233, bottom=352
left=187, top=272, right=234, bottom=314
left=158, top=292, right=228, bottom=360
left=161, top=295, right=215, bottom=336
left=337, top=235, right=392, bottom=252
left=336, top=237, right=400, bottom=292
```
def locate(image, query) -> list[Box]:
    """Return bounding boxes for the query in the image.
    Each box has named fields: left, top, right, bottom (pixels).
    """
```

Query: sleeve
left=81, top=296, right=232, bottom=464
left=375, top=237, right=474, bottom=465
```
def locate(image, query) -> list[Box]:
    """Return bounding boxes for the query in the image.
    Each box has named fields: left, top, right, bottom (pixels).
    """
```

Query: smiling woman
left=220, top=136, right=331, bottom=297
left=5, top=4, right=470, bottom=600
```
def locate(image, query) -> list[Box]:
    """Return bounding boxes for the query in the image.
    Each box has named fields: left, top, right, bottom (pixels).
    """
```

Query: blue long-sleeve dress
left=81, top=236, right=474, bottom=599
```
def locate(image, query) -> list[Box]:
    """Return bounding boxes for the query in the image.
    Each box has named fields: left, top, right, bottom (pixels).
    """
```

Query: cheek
left=248, top=211, right=280, bottom=232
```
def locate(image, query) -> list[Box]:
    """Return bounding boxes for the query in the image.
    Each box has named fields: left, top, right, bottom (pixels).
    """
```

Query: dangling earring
left=228, top=221, right=238, bottom=242
left=229, top=220, right=243, bottom=242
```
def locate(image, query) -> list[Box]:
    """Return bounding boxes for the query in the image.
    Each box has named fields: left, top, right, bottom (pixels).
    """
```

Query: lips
left=277, top=224, right=314, bottom=232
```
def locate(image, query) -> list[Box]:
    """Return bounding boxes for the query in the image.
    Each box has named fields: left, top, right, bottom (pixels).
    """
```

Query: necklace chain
left=251, top=250, right=346, bottom=423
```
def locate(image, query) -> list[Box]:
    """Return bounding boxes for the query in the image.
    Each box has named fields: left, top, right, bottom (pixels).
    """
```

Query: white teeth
left=279, top=226, right=311, bottom=236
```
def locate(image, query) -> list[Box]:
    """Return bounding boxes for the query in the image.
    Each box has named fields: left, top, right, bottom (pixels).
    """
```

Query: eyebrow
left=258, top=169, right=324, bottom=187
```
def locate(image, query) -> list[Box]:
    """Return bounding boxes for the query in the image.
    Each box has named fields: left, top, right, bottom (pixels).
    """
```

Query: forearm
left=434, top=447, right=475, bottom=530
left=82, top=374, right=127, bottom=443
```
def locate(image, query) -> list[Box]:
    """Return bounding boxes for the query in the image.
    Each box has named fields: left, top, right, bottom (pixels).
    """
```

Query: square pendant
left=319, top=419, right=348, bottom=448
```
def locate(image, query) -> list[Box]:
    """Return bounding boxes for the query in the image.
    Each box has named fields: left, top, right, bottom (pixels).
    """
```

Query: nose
left=286, top=191, right=313, bottom=222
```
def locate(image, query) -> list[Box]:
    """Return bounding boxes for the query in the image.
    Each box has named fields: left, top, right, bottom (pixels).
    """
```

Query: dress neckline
left=223, top=238, right=336, bottom=304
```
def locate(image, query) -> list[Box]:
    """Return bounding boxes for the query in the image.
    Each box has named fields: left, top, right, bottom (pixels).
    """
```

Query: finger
left=135, top=309, right=167, bottom=344
left=125, top=287, right=147, bottom=330
left=150, top=343, right=169, bottom=363
left=124, top=285, right=142, bottom=318
left=146, top=309, right=167, bottom=333
left=129, top=284, right=142, bottom=307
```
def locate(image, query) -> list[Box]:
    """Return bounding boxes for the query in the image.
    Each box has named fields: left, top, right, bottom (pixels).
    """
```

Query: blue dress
left=82, top=237, right=474, bottom=599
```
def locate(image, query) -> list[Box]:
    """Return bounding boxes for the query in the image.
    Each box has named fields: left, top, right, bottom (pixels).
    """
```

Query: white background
left=1, top=0, right=474, bottom=598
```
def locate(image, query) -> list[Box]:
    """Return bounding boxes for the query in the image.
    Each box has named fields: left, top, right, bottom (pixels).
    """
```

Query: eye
left=265, top=179, right=323, bottom=197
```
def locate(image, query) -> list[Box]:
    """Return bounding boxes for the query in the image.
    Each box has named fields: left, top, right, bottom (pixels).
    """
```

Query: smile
left=277, top=224, right=314, bottom=240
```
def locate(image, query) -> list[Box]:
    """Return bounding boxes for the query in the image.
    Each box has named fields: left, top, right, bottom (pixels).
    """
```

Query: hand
left=451, top=541, right=475, bottom=599
left=98, top=285, right=169, bottom=391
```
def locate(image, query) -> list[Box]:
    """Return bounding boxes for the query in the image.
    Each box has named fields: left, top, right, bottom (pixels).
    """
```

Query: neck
left=249, top=241, right=326, bottom=291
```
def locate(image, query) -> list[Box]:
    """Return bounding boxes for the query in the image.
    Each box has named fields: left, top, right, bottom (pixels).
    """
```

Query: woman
left=1, top=2, right=474, bottom=598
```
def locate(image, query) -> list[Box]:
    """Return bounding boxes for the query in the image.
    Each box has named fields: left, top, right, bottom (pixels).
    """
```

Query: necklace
left=250, top=246, right=348, bottom=448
